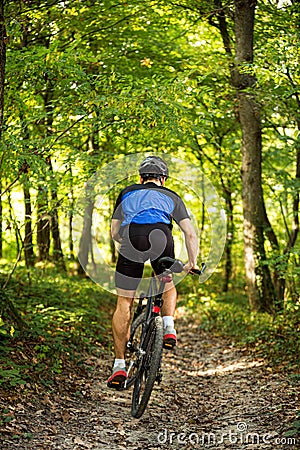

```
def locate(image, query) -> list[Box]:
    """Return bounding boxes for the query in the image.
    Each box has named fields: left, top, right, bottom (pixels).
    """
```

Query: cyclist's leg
left=161, top=280, right=177, bottom=317
left=112, top=289, right=136, bottom=359
left=161, top=281, right=177, bottom=348
left=108, top=288, right=136, bottom=389
left=113, top=254, right=144, bottom=357
left=108, top=246, right=145, bottom=388
left=109, top=230, right=155, bottom=388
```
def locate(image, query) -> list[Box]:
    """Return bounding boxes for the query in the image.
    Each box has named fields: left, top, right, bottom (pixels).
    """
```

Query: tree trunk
left=0, top=180, right=2, bottom=258
left=77, top=182, right=95, bottom=276
left=0, top=0, right=4, bottom=136
left=69, top=210, right=74, bottom=261
left=50, top=198, right=66, bottom=270
left=47, top=158, right=66, bottom=270
left=109, top=188, right=117, bottom=264
left=37, top=186, right=50, bottom=261
left=223, top=190, right=234, bottom=292
left=51, top=208, right=65, bottom=268
left=7, top=191, right=20, bottom=256
left=68, top=164, right=75, bottom=260
left=23, top=177, right=35, bottom=266
left=76, top=126, right=102, bottom=274
left=233, top=0, right=276, bottom=312
left=239, top=94, right=275, bottom=311
left=0, top=0, right=6, bottom=259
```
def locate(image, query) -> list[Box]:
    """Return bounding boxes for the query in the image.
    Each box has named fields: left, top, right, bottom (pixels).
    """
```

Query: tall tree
left=36, top=185, right=50, bottom=261
left=232, top=0, right=276, bottom=312
left=196, top=0, right=278, bottom=310
left=0, top=0, right=6, bottom=258
left=23, top=173, right=35, bottom=266
left=77, top=181, right=95, bottom=277
left=2, top=0, right=298, bottom=306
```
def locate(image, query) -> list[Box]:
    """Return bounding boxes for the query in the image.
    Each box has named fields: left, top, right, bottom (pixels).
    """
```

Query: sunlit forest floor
left=0, top=265, right=299, bottom=448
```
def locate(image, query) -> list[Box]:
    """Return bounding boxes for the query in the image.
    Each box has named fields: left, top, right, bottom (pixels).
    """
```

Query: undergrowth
left=1, top=264, right=299, bottom=391
left=0, top=264, right=115, bottom=389
left=177, top=271, right=300, bottom=375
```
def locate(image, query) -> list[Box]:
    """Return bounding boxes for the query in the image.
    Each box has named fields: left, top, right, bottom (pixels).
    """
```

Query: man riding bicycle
left=107, top=156, right=199, bottom=389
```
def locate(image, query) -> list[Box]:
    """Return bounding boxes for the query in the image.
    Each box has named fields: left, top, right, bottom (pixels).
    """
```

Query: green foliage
left=178, top=273, right=300, bottom=372
left=1, top=0, right=299, bottom=286
left=284, top=411, right=300, bottom=438
left=0, top=366, right=27, bottom=388
left=0, top=0, right=299, bottom=388
left=0, top=264, right=115, bottom=388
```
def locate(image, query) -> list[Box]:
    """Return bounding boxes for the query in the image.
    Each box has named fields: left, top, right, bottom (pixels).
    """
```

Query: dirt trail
left=1, top=318, right=299, bottom=450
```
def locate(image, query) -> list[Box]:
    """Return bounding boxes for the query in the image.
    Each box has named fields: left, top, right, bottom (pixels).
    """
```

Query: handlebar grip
left=190, top=263, right=206, bottom=276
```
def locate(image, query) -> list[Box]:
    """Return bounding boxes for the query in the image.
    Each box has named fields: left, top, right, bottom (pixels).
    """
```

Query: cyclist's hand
left=183, top=263, right=200, bottom=274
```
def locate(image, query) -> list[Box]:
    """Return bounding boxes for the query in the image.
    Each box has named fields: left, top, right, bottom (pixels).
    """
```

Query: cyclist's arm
left=111, top=219, right=123, bottom=243
left=178, top=218, right=199, bottom=271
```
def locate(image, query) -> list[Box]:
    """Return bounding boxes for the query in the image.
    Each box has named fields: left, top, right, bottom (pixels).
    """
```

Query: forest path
left=1, top=318, right=299, bottom=450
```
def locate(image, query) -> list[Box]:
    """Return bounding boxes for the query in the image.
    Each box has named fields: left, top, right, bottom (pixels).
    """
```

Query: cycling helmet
left=139, top=156, right=169, bottom=179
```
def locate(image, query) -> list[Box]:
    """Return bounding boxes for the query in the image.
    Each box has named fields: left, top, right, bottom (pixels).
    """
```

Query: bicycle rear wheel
left=131, top=315, right=163, bottom=418
left=126, top=312, right=145, bottom=388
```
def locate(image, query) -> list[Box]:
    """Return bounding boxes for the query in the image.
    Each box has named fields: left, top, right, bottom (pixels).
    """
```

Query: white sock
left=114, top=358, right=125, bottom=368
left=163, top=316, right=174, bottom=329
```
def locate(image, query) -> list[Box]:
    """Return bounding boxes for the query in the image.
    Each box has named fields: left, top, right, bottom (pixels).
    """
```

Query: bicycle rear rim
left=126, top=312, right=145, bottom=388
left=131, top=316, right=163, bottom=418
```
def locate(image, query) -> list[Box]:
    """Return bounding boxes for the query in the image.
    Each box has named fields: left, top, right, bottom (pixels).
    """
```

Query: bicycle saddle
left=156, top=257, right=184, bottom=274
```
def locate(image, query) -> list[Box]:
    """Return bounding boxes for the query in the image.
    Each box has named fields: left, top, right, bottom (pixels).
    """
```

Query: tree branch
left=0, top=161, right=29, bottom=198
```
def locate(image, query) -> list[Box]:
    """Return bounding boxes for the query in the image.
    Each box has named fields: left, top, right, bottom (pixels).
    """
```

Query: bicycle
left=125, top=256, right=206, bottom=418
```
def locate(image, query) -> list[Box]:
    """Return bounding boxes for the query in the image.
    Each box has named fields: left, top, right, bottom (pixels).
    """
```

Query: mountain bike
left=125, top=256, right=206, bottom=418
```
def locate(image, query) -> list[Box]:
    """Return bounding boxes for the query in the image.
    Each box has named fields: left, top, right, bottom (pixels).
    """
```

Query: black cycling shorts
left=115, top=223, right=175, bottom=291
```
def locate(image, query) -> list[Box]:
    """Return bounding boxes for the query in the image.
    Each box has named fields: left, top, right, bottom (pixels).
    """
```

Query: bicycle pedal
left=107, top=371, right=127, bottom=390
left=108, top=379, right=126, bottom=390
left=163, top=339, right=176, bottom=350
left=164, top=342, right=173, bottom=349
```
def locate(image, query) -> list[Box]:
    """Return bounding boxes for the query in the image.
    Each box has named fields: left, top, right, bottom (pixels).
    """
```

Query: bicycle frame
left=128, top=260, right=206, bottom=360
left=133, top=274, right=166, bottom=345
left=144, top=274, right=166, bottom=318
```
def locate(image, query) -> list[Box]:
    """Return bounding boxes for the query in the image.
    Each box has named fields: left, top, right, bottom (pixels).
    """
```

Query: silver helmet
left=139, top=156, right=169, bottom=179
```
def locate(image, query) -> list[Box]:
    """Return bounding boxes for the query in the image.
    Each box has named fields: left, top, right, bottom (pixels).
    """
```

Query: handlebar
left=157, top=257, right=206, bottom=277
left=189, top=263, right=206, bottom=276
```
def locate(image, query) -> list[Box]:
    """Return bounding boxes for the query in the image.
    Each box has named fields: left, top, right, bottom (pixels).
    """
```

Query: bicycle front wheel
left=131, top=315, right=163, bottom=418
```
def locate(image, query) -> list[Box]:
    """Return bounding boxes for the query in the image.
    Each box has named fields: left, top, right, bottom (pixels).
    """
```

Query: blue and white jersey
left=112, top=182, right=189, bottom=228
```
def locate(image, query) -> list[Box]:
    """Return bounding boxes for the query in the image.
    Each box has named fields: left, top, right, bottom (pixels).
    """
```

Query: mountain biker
left=107, top=155, right=199, bottom=389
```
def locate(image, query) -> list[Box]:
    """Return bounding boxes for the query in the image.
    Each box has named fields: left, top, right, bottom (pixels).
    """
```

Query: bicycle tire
left=126, top=312, right=146, bottom=388
left=131, top=315, right=163, bottom=418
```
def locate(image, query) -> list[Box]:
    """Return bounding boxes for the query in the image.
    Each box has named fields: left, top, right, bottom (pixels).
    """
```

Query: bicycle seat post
left=152, top=285, right=164, bottom=316
left=152, top=269, right=172, bottom=312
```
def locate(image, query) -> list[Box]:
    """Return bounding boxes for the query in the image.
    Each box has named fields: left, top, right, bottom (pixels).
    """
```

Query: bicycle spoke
left=125, top=313, right=145, bottom=388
